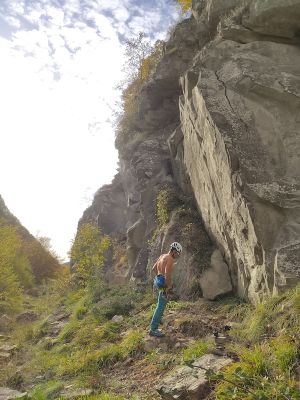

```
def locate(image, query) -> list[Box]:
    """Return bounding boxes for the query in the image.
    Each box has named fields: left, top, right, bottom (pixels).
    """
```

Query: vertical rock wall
left=180, top=0, right=300, bottom=302
left=78, top=0, right=300, bottom=302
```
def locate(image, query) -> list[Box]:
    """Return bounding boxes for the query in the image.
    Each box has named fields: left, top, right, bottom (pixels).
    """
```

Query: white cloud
left=0, top=0, right=179, bottom=259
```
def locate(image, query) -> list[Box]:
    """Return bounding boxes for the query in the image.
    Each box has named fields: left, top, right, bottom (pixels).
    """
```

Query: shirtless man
left=149, top=242, right=182, bottom=337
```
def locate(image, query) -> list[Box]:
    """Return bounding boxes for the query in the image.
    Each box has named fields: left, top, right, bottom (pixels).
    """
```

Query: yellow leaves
left=0, top=223, right=21, bottom=262
left=0, top=263, right=23, bottom=313
left=140, top=57, right=152, bottom=81
left=0, top=222, right=29, bottom=313
left=118, top=39, right=165, bottom=136
left=70, top=223, right=111, bottom=284
left=26, top=239, right=60, bottom=282
left=176, top=0, right=192, bottom=12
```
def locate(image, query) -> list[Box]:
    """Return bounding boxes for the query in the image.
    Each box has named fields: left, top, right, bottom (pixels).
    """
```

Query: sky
left=0, top=0, right=179, bottom=260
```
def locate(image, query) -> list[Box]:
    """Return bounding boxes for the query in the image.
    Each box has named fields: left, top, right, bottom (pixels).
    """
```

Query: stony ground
left=0, top=296, right=242, bottom=400
left=100, top=300, right=239, bottom=400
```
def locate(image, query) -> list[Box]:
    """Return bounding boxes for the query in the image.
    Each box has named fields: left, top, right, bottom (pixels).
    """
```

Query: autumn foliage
left=70, top=223, right=111, bottom=283
left=176, top=0, right=192, bottom=12
left=118, top=36, right=164, bottom=130
left=25, top=239, right=61, bottom=283
left=0, top=222, right=33, bottom=313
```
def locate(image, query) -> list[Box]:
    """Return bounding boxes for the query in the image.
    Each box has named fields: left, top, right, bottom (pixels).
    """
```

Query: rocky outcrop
left=79, top=175, right=128, bottom=240
left=0, top=387, right=27, bottom=400
left=156, top=353, right=232, bottom=400
left=199, top=250, right=232, bottom=300
left=179, top=0, right=300, bottom=302
left=79, top=17, right=221, bottom=298
left=78, top=0, right=300, bottom=302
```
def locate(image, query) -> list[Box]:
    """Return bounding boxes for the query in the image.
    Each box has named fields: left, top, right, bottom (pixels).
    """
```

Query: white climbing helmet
left=170, top=241, right=182, bottom=254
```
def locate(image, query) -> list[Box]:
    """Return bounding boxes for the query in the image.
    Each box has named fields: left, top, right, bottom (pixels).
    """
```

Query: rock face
left=180, top=0, right=300, bottom=302
left=199, top=250, right=232, bottom=300
left=79, top=175, right=128, bottom=240
left=78, top=0, right=300, bottom=302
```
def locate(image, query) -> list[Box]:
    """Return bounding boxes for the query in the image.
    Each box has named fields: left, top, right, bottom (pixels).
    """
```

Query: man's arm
left=152, top=259, right=158, bottom=274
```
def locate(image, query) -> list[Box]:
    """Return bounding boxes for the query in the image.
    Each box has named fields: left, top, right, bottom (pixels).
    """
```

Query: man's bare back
left=152, top=253, right=175, bottom=288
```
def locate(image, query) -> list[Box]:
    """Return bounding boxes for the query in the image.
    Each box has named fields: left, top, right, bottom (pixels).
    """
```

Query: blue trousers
left=150, top=291, right=168, bottom=331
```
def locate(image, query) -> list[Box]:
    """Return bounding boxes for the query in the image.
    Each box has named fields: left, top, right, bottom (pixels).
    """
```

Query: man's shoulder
left=164, top=253, right=174, bottom=265
left=158, top=253, right=171, bottom=263
left=161, top=253, right=171, bottom=259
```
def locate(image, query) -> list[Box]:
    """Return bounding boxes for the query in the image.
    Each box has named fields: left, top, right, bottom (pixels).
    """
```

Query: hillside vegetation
left=0, top=216, right=299, bottom=400
left=0, top=209, right=61, bottom=315
left=1, top=260, right=299, bottom=399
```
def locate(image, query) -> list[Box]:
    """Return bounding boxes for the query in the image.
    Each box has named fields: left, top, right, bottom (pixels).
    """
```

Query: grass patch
left=232, top=285, right=300, bottom=343
left=182, top=339, right=212, bottom=363
left=213, top=284, right=300, bottom=400
left=214, top=340, right=300, bottom=400
left=53, top=329, right=144, bottom=378
left=30, top=380, right=64, bottom=400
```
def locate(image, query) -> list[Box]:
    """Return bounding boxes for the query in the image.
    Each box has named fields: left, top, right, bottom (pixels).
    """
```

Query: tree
left=69, top=223, right=111, bottom=284
left=116, top=38, right=165, bottom=133
left=36, top=235, right=63, bottom=263
left=0, top=222, right=33, bottom=313
left=175, top=0, right=192, bottom=13
left=25, top=239, right=60, bottom=283
left=123, top=32, right=152, bottom=83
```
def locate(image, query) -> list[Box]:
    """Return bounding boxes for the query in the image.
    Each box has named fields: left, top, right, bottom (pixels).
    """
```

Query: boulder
left=200, top=249, right=232, bottom=300
left=0, top=388, right=27, bottom=400
left=156, top=354, right=232, bottom=399
left=111, top=315, right=124, bottom=323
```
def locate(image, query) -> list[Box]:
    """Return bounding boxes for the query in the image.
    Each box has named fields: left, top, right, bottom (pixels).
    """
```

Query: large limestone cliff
left=78, top=0, right=300, bottom=303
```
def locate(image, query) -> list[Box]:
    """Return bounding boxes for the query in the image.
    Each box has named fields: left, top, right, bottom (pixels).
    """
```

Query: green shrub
left=59, top=318, right=81, bottom=343
left=90, top=286, right=142, bottom=321
left=73, top=297, right=88, bottom=320
left=92, top=296, right=133, bottom=320
left=69, top=223, right=111, bottom=285
left=156, top=185, right=183, bottom=227
left=271, top=336, right=298, bottom=374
